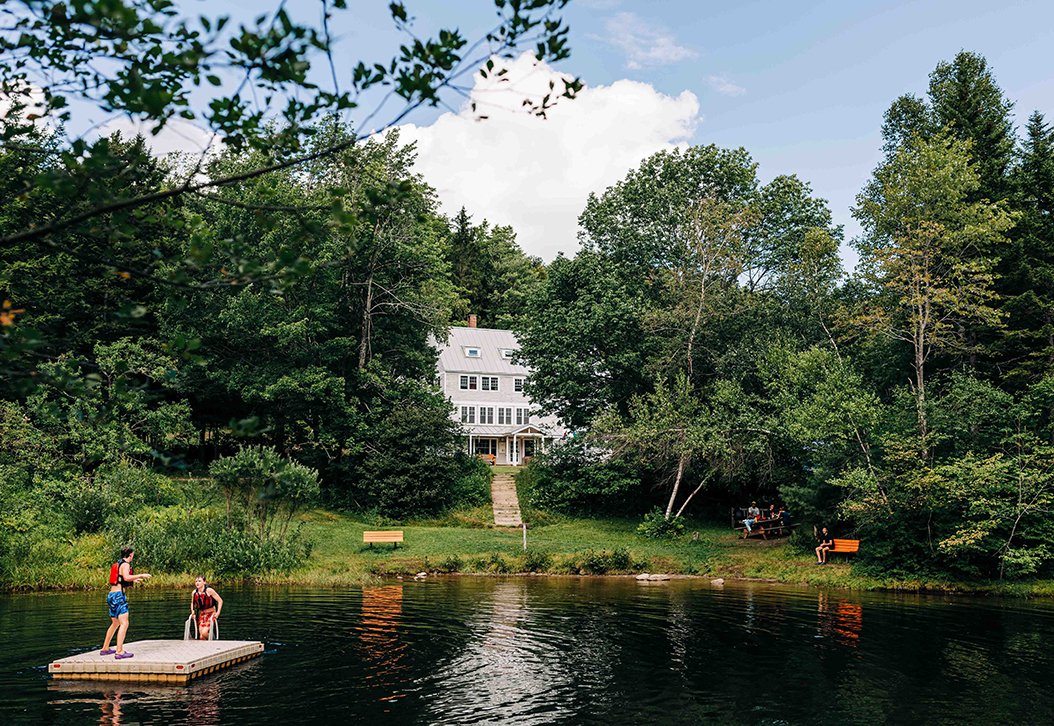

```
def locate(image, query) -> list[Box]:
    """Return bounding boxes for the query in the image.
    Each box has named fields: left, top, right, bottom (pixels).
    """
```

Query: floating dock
left=48, top=640, right=264, bottom=683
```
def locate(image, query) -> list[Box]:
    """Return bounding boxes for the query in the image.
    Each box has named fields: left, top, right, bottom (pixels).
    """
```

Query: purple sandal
left=99, top=649, right=116, bottom=655
left=114, top=653, right=134, bottom=659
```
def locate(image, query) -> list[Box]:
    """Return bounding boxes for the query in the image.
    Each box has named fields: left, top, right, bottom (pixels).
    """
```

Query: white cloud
left=591, top=12, right=698, bottom=70
left=706, top=75, right=746, bottom=97
left=578, top=0, right=622, bottom=8
left=396, top=53, right=700, bottom=261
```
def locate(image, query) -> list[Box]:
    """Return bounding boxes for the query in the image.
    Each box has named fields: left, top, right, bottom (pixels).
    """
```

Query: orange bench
left=827, top=539, right=859, bottom=558
left=363, top=531, right=404, bottom=549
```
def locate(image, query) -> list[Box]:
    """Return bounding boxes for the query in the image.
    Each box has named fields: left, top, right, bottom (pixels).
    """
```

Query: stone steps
left=490, top=472, right=522, bottom=527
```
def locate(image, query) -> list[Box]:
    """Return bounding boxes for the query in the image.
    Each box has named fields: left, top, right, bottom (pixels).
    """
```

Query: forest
left=2, top=0, right=1053, bottom=587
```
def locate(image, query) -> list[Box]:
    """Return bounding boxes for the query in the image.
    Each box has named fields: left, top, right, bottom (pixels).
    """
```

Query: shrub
left=607, top=546, right=631, bottom=571
left=522, top=547, right=552, bottom=572
left=516, top=438, right=644, bottom=515
left=96, top=463, right=183, bottom=508
left=580, top=549, right=609, bottom=574
left=486, top=551, right=511, bottom=574
left=107, top=508, right=311, bottom=577
left=450, top=455, right=492, bottom=509
left=440, top=554, right=463, bottom=573
left=210, top=446, right=319, bottom=538
left=67, top=486, right=116, bottom=534
left=576, top=547, right=632, bottom=574
left=788, top=525, right=816, bottom=553
left=637, top=507, right=686, bottom=539
left=333, top=390, right=473, bottom=518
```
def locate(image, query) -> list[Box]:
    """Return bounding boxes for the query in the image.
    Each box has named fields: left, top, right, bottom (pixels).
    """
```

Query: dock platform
left=48, top=640, right=264, bottom=683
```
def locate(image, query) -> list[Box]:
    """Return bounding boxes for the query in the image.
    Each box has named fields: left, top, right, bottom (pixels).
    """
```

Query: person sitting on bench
left=816, top=527, right=834, bottom=564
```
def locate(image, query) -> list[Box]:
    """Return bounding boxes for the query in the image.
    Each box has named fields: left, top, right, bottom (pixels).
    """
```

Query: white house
left=434, top=315, right=561, bottom=465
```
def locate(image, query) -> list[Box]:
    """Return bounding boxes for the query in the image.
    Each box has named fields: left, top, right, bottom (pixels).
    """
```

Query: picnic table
left=730, top=507, right=797, bottom=539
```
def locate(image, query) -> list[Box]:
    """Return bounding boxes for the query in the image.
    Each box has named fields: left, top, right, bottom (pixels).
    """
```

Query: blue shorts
left=107, top=591, right=129, bottom=618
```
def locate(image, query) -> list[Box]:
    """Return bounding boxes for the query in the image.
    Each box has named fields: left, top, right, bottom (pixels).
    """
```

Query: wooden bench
left=830, top=538, right=859, bottom=553
left=363, top=531, right=403, bottom=549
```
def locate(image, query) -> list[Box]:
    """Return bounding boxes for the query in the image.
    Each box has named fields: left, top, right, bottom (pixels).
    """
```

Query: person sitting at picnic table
left=742, top=502, right=762, bottom=537
left=778, top=506, right=790, bottom=535
left=816, top=527, right=834, bottom=564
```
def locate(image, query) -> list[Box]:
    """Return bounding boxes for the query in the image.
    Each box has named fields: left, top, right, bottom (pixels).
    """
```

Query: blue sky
left=95, top=0, right=1054, bottom=266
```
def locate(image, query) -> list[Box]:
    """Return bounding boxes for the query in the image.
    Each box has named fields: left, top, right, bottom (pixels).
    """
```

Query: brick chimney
left=468, top=314, right=477, bottom=328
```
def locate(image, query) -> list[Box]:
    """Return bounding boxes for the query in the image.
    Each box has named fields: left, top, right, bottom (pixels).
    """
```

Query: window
left=481, top=407, right=494, bottom=424
left=516, top=408, right=524, bottom=426
left=465, top=347, right=481, bottom=358
left=461, top=406, right=475, bottom=424
left=501, top=349, right=515, bottom=359
left=459, top=375, right=469, bottom=390
left=468, top=376, right=477, bottom=390
left=481, top=376, right=498, bottom=391
left=474, top=438, right=496, bottom=456
left=498, top=407, right=512, bottom=425
left=514, top=378, right=524, bottom=393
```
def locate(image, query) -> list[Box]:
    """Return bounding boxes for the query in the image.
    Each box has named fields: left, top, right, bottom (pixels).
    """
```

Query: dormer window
left=501, top=349, right=515, bottom=359
left=465, top=347, right=481, bottom=358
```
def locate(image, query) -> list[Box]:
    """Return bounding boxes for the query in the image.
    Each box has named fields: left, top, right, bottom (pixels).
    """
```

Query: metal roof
left=434, top=326, right=530, bottom=375
left=466, top=424, right=551, bottom=436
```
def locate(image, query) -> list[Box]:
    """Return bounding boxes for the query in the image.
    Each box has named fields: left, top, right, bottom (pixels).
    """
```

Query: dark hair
left=120, top=546, right=134, bottom=559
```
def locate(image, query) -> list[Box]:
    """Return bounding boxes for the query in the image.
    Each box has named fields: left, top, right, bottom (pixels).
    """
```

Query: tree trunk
left=675, top=471, right=713, bottom=518
left=664, top=452, right=689, bottom=520
left=686, top=278, right=706, bottom=379
left=914, top=311, right=928, bottom=443
left=358, top=264, right=375, bottom=371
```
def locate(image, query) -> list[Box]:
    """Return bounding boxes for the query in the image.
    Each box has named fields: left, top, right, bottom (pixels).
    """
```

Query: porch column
left=512, top=434, right=517, bottom=465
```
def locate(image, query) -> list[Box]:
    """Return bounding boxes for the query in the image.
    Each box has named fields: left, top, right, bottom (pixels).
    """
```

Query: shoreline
left=6, top=510, right=1054, bottom=599
left=6, top=567, right=1054, bottom=600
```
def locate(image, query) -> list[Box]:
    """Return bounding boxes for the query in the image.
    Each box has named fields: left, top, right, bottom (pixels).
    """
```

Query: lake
left=3, top=577, right=1054, bottom=725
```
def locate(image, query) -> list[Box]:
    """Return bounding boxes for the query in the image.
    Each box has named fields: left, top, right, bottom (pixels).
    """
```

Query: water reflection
left=358, top=585, right=410, bottom=706
left=420, top=581, right=577, bottom=724
left=817, top=593, right=863, bottom=649
left=5, top=579, right=1054, bottom=725
left=46, top=662, right=254, bottom=726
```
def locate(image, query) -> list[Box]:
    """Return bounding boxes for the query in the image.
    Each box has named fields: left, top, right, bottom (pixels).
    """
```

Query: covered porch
left=468, top=424, right=552, bottom=466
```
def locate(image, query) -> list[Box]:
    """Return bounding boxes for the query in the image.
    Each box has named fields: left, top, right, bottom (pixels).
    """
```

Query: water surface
left=3, top=578, right=1054, bottom=725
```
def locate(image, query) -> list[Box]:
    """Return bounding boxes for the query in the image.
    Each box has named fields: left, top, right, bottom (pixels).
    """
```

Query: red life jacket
left=193, top=590, right=216, bottom=611
left=108, top=558, right=132, bottom=587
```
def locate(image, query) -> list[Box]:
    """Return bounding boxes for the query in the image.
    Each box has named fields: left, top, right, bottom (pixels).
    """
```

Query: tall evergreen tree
left=1002, top=112, right=1054, bottom=382
left=443, top=208, right=544, bottom=329
left=928, top=51, right=1016, bottom=203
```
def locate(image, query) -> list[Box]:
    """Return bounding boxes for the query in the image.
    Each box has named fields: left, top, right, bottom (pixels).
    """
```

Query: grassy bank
left=8, top=507, right=1054, bottom=597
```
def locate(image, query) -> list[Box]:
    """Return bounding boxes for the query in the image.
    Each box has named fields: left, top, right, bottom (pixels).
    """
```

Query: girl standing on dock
left=190, top=576, right=223, bottom=640
left=101, top=546, right=152, bottom=659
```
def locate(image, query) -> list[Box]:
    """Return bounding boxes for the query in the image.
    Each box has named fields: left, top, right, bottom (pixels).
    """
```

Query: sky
left=77, top=0, right=1054, bottom=268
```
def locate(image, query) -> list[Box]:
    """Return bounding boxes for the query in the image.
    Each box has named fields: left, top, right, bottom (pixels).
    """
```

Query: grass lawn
left=283, top=507, right=880, bottom=589
left=293, top=508, right=720, bottom=582
left=277, top=508, right=1054, bottom=595
left=15, top=504, right=1054, bottom=596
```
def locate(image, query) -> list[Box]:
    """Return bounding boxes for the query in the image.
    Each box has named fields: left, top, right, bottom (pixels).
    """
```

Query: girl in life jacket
left=101, top=546, right=152, bottom=658
left=190, top=576, right=224, bottom=640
